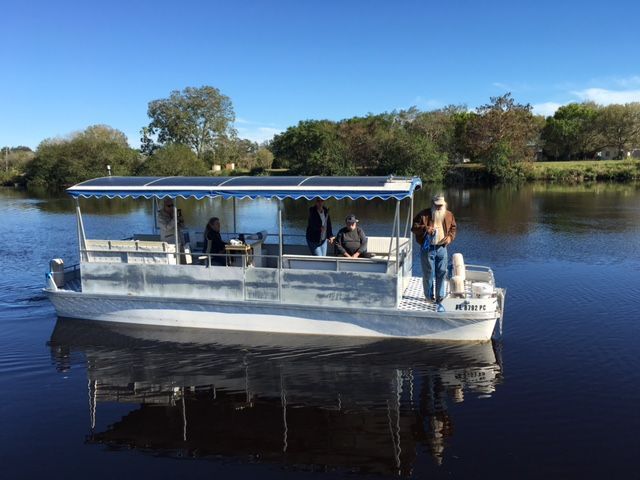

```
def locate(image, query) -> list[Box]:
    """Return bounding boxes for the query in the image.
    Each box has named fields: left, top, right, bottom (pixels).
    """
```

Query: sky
left=2, top=0, right=639, bottom=149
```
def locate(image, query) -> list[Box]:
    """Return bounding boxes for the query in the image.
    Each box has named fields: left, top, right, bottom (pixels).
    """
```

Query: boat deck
left=398, top=277, right=438, bottom=312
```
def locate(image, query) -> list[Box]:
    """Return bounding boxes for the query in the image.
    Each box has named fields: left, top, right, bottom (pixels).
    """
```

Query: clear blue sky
left=2, top=0, right=639, bottom=149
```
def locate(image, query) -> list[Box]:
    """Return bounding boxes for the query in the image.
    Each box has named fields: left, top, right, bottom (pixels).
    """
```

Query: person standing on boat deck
left=411, top=194, right=457, bottom=303
left=158, top=198, right=184, bottom=245
left=334, top=215, right=372, bottom=258
left=203, top=217, right=227, bottom=266
left=306, top=198, right=334, bottom=256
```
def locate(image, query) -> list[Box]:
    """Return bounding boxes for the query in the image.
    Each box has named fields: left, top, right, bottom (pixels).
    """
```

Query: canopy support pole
left=409, top=195, right=414, bottom=266
left=152, top=198, right=158, bottom=233
left=233, top=198, right=237, bottom=235
left=395, top=201, right=400, bottom=274
left=403, top=198, right=412, bottom=238
left=173, top=200, right=179, bottom=265
left=75, top=198, right=87, bottom=262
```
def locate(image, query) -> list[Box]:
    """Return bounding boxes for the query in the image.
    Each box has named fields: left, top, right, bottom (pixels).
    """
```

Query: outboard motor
left=472, top=282, right=494, bottom=298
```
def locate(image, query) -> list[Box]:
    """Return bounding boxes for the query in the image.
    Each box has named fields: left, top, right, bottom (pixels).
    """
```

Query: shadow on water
left=49, top=319, right=503, bottom=476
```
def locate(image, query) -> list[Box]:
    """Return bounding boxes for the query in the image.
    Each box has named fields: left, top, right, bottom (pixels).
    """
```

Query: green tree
left=376, top=125, right=447, bottom=180
left=25, top=125, right=138, bottom=188
left=1, top=146, right=35, bottom=185
left=467, top=93, right=539, bottom=180
left=337, top=114, right=393, bottom=174
left=411, top=108, right=456, bottom=156
left=541, top=102, right=600, bottom=160
left=2, top=146, right=34, bottom=173
left=141, top=86, right=235, bottom=157
left=271, top=120, right=349, bottom=175
left=597, top=103, right=640, bottom=159
left=254, top=147, right=274, bottom=170
left=136, top=143, right=208, bottom=176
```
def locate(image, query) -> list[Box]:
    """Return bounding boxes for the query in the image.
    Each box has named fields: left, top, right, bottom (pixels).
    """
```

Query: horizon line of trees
left=2, top=86, right=639, bottom=189
left=270, top=96, right=640, bottom=182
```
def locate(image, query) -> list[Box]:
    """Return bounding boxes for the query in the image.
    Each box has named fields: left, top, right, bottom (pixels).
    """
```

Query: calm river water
left=1, top=184, right=639, bottom=479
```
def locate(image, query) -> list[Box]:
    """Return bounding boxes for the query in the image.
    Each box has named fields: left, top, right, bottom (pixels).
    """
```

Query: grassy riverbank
left=446, top=160, right=640, bottom=185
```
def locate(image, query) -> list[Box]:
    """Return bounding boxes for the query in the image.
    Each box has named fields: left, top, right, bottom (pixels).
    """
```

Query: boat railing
left=464, top=265, right=496, bottom=285
left=63, top=263, right=81, bottom=282
left=77, top=245, right=404, bottom=307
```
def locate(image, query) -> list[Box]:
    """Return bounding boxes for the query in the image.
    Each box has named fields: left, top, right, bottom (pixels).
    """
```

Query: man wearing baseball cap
left=411, top=194, right=457, bottom=303
left=334, top=214, right=372, bottom=258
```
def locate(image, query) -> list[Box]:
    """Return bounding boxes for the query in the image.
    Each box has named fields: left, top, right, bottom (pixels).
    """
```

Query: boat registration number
left=455, top=303, right=487, bottom=311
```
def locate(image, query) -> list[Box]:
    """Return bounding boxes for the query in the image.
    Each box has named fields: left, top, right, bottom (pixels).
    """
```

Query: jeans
left=307, top=239, right=328, bottom=256
left=420, top=245, right=448, bottom=301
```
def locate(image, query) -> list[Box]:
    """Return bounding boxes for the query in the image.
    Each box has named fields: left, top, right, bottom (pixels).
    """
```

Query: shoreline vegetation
left=2, top=85, right=639, bottom=190
left=447, top=160, right=640, bottom=185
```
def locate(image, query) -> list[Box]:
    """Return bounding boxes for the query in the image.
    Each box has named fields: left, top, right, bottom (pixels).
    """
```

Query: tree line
left=271, top=95, right=640, bottom=182
left=3, top=86, right=639, bottom=189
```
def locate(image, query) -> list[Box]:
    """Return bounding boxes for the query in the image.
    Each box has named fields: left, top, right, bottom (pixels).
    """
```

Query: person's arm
left=445, top=213, right=457, bottom=244
left=157, top=211, right=172, bottom=230
left=326, top=212, right=334, bottom=241
left=356, top=227, right=367, bottom=254
left=334, top=231, right=348, bottom=256
left=158, top=211, right=175, bottom=241
left=307, top=208, right=316, bottom=232
left=213, top=232, right=227, bottom=253
left=411, top=211, right=427, bottom=236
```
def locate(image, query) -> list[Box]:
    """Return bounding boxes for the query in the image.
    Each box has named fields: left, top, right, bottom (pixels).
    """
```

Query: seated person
left=158, top=198, right=184, bottom=245
left=203, top=217, right=227, bottom=266
left=334, top=215, right=374, bottom=258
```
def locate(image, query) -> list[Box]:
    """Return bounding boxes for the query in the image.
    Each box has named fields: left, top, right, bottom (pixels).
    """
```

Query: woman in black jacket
left=305, top=198, right=334, bottom=256
left=203, top=217, right=227, bottom=265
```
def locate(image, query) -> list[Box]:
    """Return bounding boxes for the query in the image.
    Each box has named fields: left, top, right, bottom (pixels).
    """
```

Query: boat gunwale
left=44, top=285, right=500, bottom=322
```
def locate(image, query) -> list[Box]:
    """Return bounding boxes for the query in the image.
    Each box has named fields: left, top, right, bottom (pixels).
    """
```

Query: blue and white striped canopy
left=67, top=176, right=422, bottom=201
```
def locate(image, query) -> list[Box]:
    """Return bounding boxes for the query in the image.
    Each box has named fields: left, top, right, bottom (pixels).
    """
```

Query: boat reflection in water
left=49, top=319, right=503, bottom=475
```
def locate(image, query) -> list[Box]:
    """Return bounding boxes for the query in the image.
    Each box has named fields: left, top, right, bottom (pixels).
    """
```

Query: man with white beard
left=411, top=194, right=457, bottom=303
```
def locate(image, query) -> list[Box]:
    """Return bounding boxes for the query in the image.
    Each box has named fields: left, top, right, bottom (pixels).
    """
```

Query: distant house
left=451, top=155, right=471, bottom=164
left=225, top=163, right=236, bottom=171
left=597, top=147, right=616, bottom=160
left=596, top=146, right=640, bottom=160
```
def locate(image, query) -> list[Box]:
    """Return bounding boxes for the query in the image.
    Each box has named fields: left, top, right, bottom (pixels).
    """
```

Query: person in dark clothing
left=203, top=217, right=227, bottom=266
left=334, top=214, right=372, bottom=258
left=305, top=198, right=334, bottom=256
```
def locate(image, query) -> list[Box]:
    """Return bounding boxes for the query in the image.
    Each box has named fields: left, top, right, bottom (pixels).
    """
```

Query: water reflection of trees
left=10, top=182, right=637, bottom=238
left=530, top=183, right=640, bottom=234
left=439, top=186, right=536, bottom=236
left=49, top=320, right=503, bottom=475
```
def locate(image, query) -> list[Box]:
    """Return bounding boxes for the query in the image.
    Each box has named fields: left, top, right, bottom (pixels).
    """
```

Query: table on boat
left=225, top=244, right=253, bottom=267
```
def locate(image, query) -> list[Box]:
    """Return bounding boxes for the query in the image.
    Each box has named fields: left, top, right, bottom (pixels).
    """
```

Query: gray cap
left=432, top=194, right=445, bottom=206
left=345, top=214, right=359, bottom=224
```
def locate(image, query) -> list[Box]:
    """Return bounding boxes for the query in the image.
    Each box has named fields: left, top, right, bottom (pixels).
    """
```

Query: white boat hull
left=46, top=289, right=499, bottom=342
